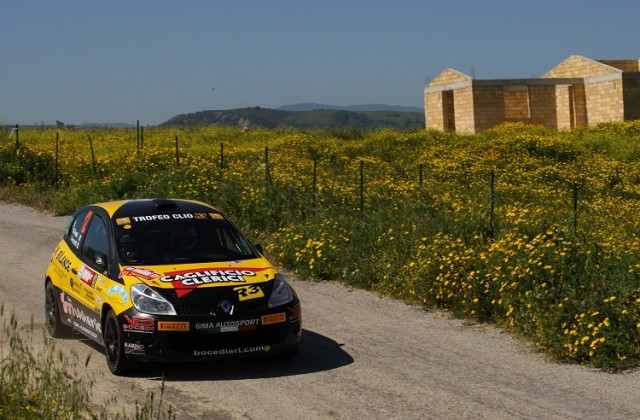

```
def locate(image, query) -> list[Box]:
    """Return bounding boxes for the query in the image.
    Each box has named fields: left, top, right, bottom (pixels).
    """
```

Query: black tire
left=45, top=281, right=73, bottom=338
left=103, top=309, right=135, bottom=375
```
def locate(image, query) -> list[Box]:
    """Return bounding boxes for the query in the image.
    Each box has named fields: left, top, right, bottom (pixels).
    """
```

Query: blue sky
left=1, top=1, right=638, bottom=124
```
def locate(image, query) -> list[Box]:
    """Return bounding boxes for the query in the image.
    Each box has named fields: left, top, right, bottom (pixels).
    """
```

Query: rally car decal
left=59, top=292, right=102, bottom=340
left=78, top=265, right=98, bottom=287
left=159, top=267, right=269, bottom=297
left=121, top=266, right=161, bottom=281
left=193, top=345, right=271, bottom=357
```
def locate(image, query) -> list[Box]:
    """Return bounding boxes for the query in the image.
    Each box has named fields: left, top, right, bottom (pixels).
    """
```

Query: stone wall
left=503, top=86, right=530, bottom=121
left=429, top=68, right=471, bottom=86
left=585, top=79, right=625, bottom=125
left=453, top=87, right=475, bottom=134
left=473, top=86, right=505, bottom=132
left=529, top=85, right=558, bottom=129
left=425, top=91, right=444, bottom=130
left=544, top=55, right=620, bottom=78
left=425, top=68, right=473, bottom=131
left=555, top=85, right=572, bottom=130
left=599, top=60, right=640, bottom=73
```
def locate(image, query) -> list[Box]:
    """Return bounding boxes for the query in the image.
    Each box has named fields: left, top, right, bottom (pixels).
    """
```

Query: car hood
left=119, top=258, right=276, bottom=298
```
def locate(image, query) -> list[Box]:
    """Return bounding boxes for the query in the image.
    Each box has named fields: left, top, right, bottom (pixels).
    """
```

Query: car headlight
left=268, top=274, right=294, bottom=308
left=131, top=284, right=177, bottom=316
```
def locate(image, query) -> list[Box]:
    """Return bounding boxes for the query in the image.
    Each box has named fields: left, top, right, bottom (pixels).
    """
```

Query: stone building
left=424, top=55, right=640, bottom=133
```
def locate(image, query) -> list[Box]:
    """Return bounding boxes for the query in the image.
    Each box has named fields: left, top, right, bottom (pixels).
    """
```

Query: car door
left=76, top=212, right=112, bottom=313
left=63, top=208, right=94, bottom=308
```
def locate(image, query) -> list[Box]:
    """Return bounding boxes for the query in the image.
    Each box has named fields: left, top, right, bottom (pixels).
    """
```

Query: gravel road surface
left=1, top=202, right=639, bottom=419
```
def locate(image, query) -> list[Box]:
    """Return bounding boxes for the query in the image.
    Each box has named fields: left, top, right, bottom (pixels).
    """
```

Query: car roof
left=93, top=199, right=222, bottom=218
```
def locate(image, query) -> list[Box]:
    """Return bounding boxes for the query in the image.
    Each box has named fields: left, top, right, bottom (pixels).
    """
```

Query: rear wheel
left=45, top=281, right=72, bottom=338
left=103, top=309, right=135, bottom=375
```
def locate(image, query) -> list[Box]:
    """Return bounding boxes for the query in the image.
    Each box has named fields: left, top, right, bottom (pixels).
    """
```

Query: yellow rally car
left=44, top=199, right=301, bottom=374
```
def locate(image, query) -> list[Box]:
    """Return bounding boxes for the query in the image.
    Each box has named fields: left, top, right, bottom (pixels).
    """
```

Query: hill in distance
left=161, top=107, right=424, bottom=130
left=278, top=103, right=423, bottom=113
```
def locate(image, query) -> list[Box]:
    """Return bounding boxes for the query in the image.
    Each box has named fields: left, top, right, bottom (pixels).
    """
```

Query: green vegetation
left=0, top=306, right=174, bottom=419
left=2, top=122, right=640, bottom=369
left=161, top=107, right=424, bottom=129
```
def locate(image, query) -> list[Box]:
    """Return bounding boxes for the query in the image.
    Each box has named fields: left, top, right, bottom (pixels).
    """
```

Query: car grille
left=154, top=283, right=273, bottom=317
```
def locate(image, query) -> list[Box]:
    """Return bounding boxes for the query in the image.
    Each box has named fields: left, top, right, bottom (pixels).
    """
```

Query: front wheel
left=103, top=309, right=135, bottom=375
left=45, top=281, right=72, bottom=338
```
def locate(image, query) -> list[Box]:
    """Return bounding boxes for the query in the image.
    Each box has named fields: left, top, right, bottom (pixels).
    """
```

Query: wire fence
left=0, top=125, right=594, bottom=240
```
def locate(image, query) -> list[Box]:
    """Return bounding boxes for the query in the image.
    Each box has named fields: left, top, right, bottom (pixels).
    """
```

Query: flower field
left=2, top=121, right=640, bottom=369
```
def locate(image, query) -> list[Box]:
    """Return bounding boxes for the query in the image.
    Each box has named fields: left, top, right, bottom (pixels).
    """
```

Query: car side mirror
left=95, top=252, right=108, bottom=269
left=255, top=244, right=264, bottom=254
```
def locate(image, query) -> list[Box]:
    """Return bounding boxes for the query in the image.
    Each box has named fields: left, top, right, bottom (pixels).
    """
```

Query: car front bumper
left=118, top=301, right=302, bottom=362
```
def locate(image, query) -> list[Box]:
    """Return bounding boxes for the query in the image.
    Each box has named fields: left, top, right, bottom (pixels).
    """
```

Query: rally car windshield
left=116, top=216, right=257, bottom=265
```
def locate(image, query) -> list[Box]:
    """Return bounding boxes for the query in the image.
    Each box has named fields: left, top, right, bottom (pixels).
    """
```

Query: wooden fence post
left=54, top=131, right=60, bottom=187
left=312, top=158, right=317, bottom=209
left=14, top=124, right=20, bottom=153
left=489, top=170, right=496, bottom=237
left=572, top=182, right=578, bottom=236
left=265, top=146, right=271, bottom=185
left=175, top=134, right=180, bottom=166
left=359, top=160, right=365, bottom=213
left=88, top=135, right=97, bottom=176
left=220, top=143, right=224, bottom=170
left=136, top=120, right=140, bottom=153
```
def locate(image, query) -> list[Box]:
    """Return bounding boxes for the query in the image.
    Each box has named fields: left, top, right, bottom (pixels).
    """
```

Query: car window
left=116, top=216, right=256, bottom=265
left=82, top=216, right=110, bottom=267
left=68, top=209, right=92, bottom=251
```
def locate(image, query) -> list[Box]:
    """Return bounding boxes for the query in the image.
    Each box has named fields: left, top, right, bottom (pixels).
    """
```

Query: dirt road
left=1, top=202, right=639, bottom=419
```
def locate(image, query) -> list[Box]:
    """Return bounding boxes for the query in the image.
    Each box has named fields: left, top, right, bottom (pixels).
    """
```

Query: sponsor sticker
left=193, top=212, right=208, bottom=220
left=209, top=213, right=224, bottom=220
left=193, top=345, right=271, bottom=357
left=122, top=315, right=155, bottom=333
left=160, top=267, right=267, bottom=298
left=59, top=292, right=101, bottom=338
left=107, top=285, right=129, bottom=304
left=131, top=213, right=195, bottom=222
left=116, top=217, right=131, bottom=226
left=80, top=210, right=93, bottom=235
left=121, top=266, right=161, bottom=281
left=78, top=265, right=98, bottom=287
left=234, top=285, right=264, bottom=302
left=194, top=318, right=260, bottom=333
left=124, top=342, right=145, bottom=355
left=157, top=321, right=190, bottom=332
left=55, top=249, right=72, bottom=272
left=261, top=313, right=286, bottom=325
